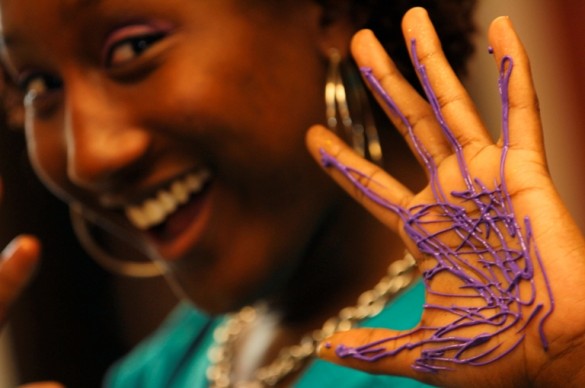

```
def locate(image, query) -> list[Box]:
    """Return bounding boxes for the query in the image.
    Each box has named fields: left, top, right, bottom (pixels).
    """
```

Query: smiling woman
left=1, top=0, right=585, bottom=387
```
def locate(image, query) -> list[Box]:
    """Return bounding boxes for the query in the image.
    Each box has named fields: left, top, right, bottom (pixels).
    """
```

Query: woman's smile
left=124, top=168, right=211, bottom=230
left=124, top=168, right=213, bottom=261
left=94, top=167, right=213, bottom=261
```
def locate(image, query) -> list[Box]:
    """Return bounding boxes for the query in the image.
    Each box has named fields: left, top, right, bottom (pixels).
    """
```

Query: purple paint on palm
left=320, top=40, right=553, bottom=372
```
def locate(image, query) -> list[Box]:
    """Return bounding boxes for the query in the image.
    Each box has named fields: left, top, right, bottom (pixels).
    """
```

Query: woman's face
left=0, top=0, right=349, bottom=312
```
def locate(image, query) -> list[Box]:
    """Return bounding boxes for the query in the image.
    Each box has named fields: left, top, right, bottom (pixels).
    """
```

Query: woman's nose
left=64, top=86, right=151, bottom=190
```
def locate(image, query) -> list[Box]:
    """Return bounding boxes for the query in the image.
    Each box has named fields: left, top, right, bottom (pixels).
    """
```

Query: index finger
left=0, top=235, right=40, bottom=322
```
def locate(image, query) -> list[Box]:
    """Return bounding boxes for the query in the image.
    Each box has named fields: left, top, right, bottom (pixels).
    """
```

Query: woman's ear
left=316, top=0, right=365, bottom=59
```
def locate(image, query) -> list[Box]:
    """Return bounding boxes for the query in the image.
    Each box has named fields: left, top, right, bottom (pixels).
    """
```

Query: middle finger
left=351, top=28, right=449, bottom=173
left=401, top=8, right=492, bottom=155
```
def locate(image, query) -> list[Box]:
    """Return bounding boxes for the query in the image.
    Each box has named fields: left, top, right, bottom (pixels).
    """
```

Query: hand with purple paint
left=307, top=7, right=585, bottom=387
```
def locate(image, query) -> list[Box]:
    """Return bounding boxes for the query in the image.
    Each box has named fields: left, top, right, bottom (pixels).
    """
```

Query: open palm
left=308, top=8, right=585, bottom=387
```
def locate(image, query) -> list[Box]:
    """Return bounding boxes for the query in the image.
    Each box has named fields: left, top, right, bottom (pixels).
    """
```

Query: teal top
left=105, top=280, right=434, bottom=387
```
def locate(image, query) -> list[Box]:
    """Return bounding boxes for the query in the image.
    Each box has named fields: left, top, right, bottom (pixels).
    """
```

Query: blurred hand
left=0, top=178, right=40, bottom=324
left=307, top=7, right=585, bottom=387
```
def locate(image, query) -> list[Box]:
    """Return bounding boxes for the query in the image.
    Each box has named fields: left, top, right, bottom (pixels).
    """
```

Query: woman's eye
left=104, top=30, right=166, bottom=69
left=18, top=73, right=63, bottom=104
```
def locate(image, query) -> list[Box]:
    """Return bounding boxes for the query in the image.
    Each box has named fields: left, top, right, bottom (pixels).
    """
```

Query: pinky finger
left=488, top=16, right=544, bottom=155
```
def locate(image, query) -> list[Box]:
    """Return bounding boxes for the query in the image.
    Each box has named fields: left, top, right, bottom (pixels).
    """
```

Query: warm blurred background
left=0, top=1, right=583, bottom=387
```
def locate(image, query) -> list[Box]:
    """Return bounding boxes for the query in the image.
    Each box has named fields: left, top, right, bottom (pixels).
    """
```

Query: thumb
left=0, top=235, right=41, bottom=321
left=317, top=327, right=427, bottom=379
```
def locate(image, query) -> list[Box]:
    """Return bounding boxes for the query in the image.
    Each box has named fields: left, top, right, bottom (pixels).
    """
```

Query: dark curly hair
left=318, top=0, right=477, bottom=82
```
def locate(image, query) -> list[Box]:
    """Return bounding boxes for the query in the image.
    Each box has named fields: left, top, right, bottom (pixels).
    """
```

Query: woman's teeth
left=125, top=170, right=210, bottom=230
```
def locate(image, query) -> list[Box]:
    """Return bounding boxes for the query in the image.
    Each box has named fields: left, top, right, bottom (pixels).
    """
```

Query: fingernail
left=316, top=341, right=332, bottom=356
left=1, top=238, right=21, bottom=260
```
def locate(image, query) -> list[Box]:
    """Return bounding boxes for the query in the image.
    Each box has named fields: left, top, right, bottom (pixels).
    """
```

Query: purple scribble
left=320, top=40, right=554, bottom=372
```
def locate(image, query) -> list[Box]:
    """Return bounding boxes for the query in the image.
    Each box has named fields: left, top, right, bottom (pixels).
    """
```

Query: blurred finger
left=19, top=383, right=65, bottom=388
left=0, top=235, right=41, bottom=321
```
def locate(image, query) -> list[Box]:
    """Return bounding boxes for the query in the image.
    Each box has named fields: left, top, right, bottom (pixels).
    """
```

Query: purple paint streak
left=320, top=40, right=554, bottom=372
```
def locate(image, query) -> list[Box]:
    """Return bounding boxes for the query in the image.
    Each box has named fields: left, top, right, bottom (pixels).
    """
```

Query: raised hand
left=0, top=181, right=65, bottom=388
left=0, top=178, right=40, bottom=324
left=307, top=7, right=585, bottom=387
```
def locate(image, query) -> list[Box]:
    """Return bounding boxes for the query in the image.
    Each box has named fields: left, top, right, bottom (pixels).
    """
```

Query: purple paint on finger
left=320, top=39, right=553, bottom=373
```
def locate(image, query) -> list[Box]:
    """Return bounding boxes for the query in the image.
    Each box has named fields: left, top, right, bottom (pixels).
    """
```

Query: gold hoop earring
left=69, top=204, right=166, bottom=278
left=325, top=49, right=383, bottom=165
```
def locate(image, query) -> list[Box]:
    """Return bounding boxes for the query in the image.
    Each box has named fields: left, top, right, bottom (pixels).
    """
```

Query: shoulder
left=104, top=302, right=216, bottom=388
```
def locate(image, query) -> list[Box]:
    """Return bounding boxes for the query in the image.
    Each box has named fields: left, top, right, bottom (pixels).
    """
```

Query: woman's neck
left=269, top=197, right=404, bottom=327
left=227, top=198, right=406, bottom=384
